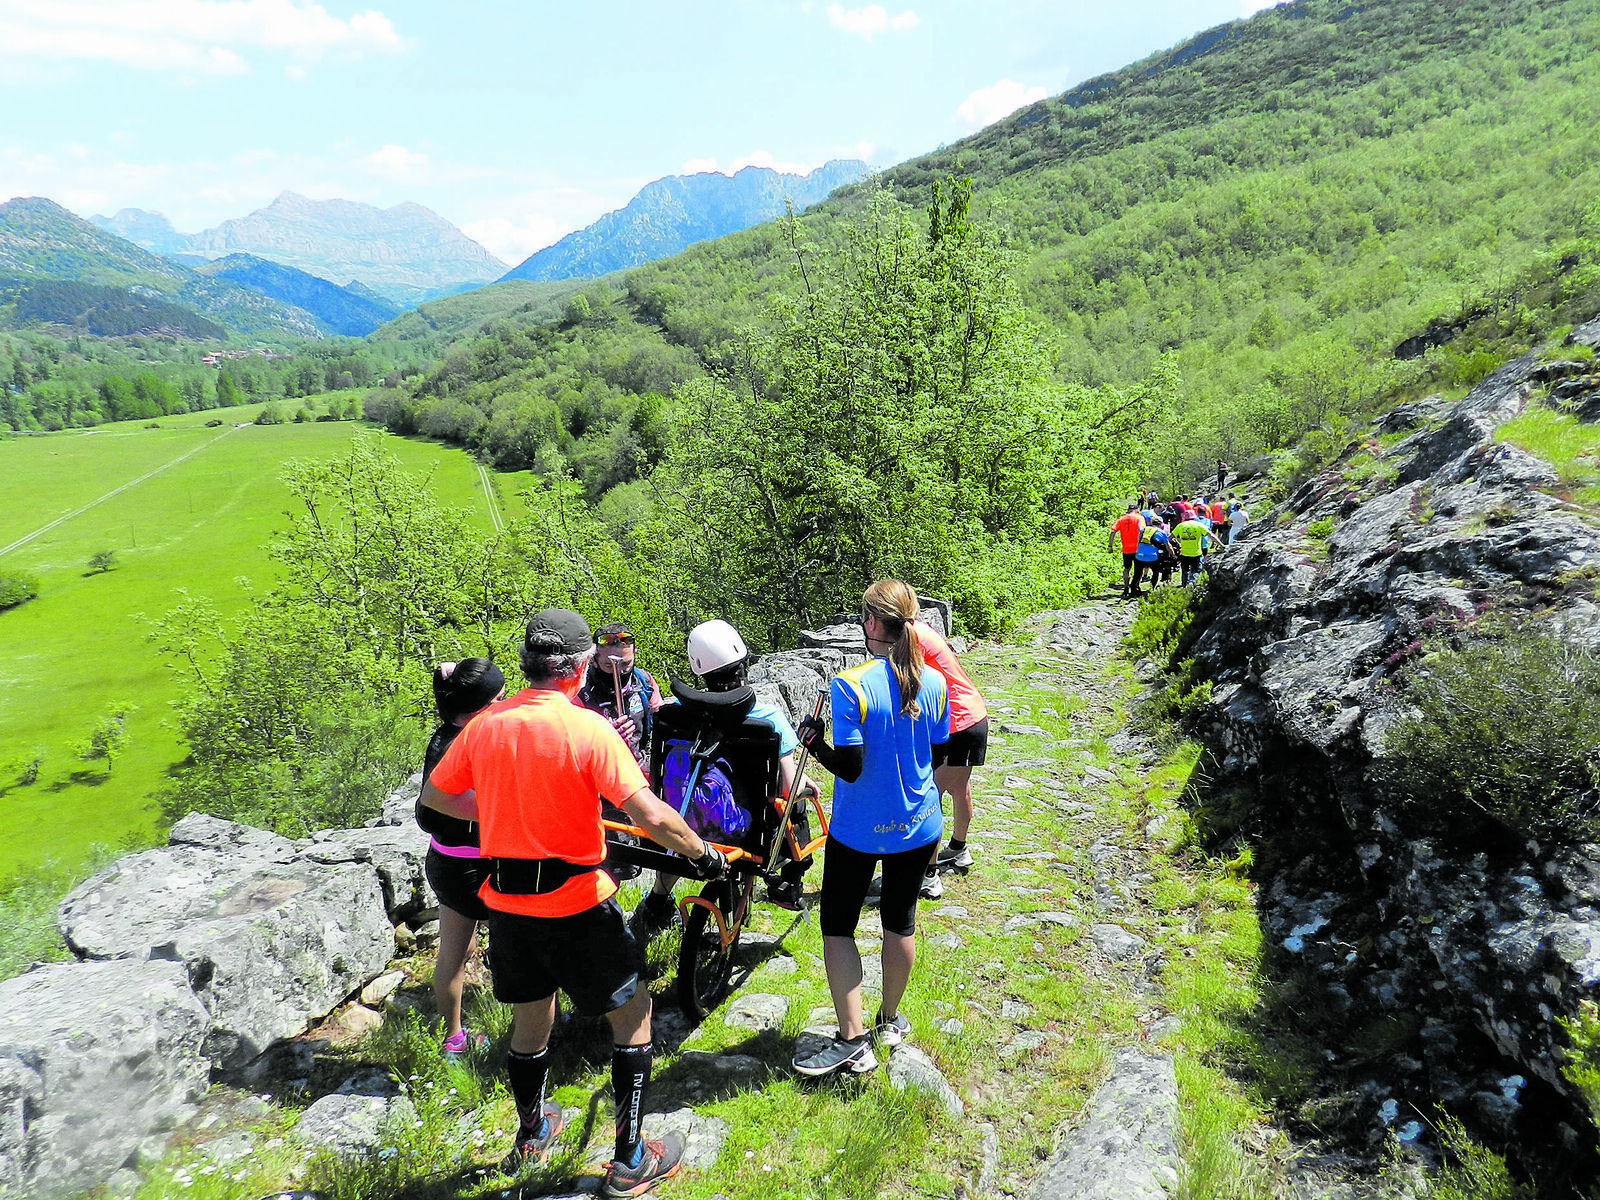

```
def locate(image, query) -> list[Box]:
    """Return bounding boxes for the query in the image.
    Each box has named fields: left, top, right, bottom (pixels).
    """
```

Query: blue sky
left=0, top=0, right=1283, bottom=264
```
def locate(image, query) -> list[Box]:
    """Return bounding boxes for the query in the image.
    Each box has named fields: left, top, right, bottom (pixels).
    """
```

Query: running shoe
left=936, top=843, right=974, bottom=873
left=497, top=1101, right=564, bottom=1173
left=766, top=878, right=803, bottom=910
left=918, top=870, right=944, bottom=901
left=633, top=890, right=680, bottom=931
left=793, top=1034, right=878, bottom=1076
left=603, top=1132, right=685, bottom=1198
left=442, top=1029, right=489, bottom=1060
left=873, top=1010, right=912, bottom=1048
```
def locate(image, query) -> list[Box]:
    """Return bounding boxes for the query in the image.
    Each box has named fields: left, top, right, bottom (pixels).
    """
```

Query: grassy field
left=0, top=402, right=507, bottom=882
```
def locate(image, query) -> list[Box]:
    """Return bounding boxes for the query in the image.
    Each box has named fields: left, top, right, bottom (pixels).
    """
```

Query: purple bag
left=662, top=744, right=751, bottom=840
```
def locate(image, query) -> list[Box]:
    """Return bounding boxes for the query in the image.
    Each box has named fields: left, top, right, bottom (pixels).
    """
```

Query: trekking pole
left=775, top=687, right=829, bottom=856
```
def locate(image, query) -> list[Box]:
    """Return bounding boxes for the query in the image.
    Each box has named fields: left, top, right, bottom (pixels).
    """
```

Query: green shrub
left=0, top=571, right=40, bottom=610
left=1306, top=518, right=1336, bottom=541
left=1559, top=1000, right=1600, bottom=1132
left=1384, top=629, right=1600, bottom=844
left=1127, top=585, right=1201, bottom=664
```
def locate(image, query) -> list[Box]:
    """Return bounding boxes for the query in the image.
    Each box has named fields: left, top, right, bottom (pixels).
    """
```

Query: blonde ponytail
left=863, top=579, right=924, bottom=718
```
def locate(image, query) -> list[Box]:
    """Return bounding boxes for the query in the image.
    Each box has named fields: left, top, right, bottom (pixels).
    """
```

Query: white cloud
left=1240, top=0, right=1284, bottom=13
left=680, top=157, right=721, bottom=175
left=955, top=79, right=1048, bottom=132
left=361, top=143, right=429, bottom=183
left=825, top=4, right=918, bottom=39
left=0, top=0, right=405, bottom=75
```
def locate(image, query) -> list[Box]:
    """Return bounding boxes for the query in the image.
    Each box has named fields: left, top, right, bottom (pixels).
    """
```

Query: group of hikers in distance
left=1110, top=469, right=1251, bottom=600
left=413, top=578, right=988, bottom=1196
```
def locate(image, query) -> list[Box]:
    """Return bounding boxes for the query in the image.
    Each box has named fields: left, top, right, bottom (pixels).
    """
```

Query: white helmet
left=687, top=619, right=747, bottom=677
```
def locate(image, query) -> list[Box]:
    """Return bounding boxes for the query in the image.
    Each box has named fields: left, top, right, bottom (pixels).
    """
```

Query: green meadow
left=0, top=403, right=514, bottom=882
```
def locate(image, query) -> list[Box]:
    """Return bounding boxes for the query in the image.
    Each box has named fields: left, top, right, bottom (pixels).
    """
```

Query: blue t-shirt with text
left=828, top=659, right=950, bottom=854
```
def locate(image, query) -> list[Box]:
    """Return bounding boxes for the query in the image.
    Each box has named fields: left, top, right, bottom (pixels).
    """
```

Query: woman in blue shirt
left=793, top=579, right=950, bottom=1077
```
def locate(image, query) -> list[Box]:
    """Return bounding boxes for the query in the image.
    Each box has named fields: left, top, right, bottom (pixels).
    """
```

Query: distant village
left=198, top=347, right=293, bottom=368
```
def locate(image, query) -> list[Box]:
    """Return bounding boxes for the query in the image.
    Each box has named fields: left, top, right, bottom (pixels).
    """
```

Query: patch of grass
left=0, top=418, right=504, bottom=884
left=1127, top=586, right=1202, bottom=664
left=0, top=845, right=122, bottom=978
left=1495, top=405, right=1600, bottom=503
left=1306, top=518, right=1336, bottom=541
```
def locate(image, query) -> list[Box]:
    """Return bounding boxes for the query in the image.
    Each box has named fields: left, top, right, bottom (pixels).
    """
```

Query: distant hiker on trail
left=417, top=658, right=504, bottom=1062
left=1208, top=495, right=1229, bottom=545
left=1216, top=459, right=1229, bottom=491
left=634, top=618, right=817, bottom=931
left=793, top=580, right=949, bottom=1078
left=1131, top=519, right=1171, bottom=597
left=578, top=621, right=665, bottom=884
left=1173, top=512, right=1211, bottom=587
left=911, top=615, right=987, bottom=900
left=1109, top=502, right=1146, bottom=600
left=421, top=609, right=726, bottom=1194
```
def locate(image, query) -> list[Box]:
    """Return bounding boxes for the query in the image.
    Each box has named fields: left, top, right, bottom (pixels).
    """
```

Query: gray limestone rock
left=887, top=1045, right=962, bottom=1120
left=641, top=1107, right=729, bottom=1170
left=725, top=993, right=789, bottom=1032
left=0, top=959, right=212, bottom=1199
left=295, top=1091, right=417, bottom=1158
left=60, top=843, right=393, bottom=1074
left=299, top=825, right=432, bottom=918
left=676, top=1052, right=769, bottom=1090
left=1027, top=1049, right=1179, bottom=1200
left=1090, top=924, right=1148, bottom=961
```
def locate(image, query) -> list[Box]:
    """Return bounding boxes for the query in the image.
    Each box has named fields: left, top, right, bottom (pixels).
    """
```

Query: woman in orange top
left=910, top=618, right=988, bottom=900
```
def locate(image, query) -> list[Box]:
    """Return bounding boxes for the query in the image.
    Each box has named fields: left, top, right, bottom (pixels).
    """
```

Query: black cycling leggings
left=819, top=835, right=939, bottom=938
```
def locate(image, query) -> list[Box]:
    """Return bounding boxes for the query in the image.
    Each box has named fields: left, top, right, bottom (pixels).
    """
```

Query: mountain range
left=499, top=159, right=868, bottom=282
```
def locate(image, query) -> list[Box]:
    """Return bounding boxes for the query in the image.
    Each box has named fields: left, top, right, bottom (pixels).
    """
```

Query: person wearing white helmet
left=634, top=619, right=817, bottom=928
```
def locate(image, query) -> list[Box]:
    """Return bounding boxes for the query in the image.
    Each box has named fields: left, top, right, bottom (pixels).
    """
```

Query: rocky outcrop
left=1180, top=314, right=1600, bottom=1181
left=1027, top=1050, right=1179, bottom=1200
left=0, top=959, right=212, bottom=1198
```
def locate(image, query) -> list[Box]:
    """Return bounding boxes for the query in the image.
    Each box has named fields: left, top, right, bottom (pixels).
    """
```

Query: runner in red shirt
left=423, top=609, right=725, bottom=1195
left=911, top=620, right=988, bottom=899
left=1108, top=503, right=1146, bottom=600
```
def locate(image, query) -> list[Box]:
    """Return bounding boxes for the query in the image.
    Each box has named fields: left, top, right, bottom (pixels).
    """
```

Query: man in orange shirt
left=1108, top=502, right=1146, bottom=600
left=911, top=619, right=989, bottom=901
left=422, top=609, right=725, bottom=1197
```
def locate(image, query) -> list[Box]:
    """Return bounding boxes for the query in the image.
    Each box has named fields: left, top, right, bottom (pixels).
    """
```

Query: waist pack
left=490, top=857, right=594, bottom=895
left=662, top=743, right=752, bottom=841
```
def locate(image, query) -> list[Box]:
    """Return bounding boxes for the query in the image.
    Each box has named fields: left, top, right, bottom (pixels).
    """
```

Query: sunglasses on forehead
left=596, top=632, right=635, bottom=646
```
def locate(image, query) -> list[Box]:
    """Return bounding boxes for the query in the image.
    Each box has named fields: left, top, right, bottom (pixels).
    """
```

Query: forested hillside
left=373, top=0, right=1600, bottom=499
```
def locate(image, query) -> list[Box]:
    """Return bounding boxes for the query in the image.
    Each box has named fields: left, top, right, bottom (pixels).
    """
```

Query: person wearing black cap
left=421, top=609, right=726, bottom=1196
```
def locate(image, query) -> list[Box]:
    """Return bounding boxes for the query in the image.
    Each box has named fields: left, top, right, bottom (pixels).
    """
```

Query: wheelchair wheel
left=677, top=879, right=738, bottom=1022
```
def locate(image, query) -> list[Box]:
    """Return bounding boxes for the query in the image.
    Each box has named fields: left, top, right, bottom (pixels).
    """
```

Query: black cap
left=524, top=609, right=591, bottom=655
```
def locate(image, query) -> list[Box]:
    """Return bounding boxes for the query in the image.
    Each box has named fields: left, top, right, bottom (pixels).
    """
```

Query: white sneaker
left=793, top=1034, right=878, bottom=1076
left=918, top=870, right=944, bottom=901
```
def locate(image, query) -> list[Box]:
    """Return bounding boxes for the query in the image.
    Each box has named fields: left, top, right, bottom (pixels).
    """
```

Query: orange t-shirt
left=1209, top=501, right=1226, bottom=523
left=911, top=622, right=987, bottom=734
left=430, top=688, right=647, bottom=918
left=1112, top=512, right=1144, bottom=553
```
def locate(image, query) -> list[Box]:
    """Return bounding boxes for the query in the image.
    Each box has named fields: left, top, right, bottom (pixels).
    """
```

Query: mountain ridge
left=500, top=159, right=868, bottom=283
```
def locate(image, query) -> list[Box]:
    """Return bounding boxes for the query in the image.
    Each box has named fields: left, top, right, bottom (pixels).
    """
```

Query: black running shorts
left=486, top=897, right=642, bottom=1014
left=425, top=847, right=495, bottom=923
left=1122, top=551, right=1137, bottom=569
left=932, top=716, right=988, bottom=769
left=820, top=835, right=940, bottom=939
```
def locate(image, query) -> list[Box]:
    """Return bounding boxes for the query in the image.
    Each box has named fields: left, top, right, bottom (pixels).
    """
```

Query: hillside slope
left=194, top=254, right=399, bottom=337
left=0, top=197, right=322, bottom=340
left=500, top=159, right=867, bottom=282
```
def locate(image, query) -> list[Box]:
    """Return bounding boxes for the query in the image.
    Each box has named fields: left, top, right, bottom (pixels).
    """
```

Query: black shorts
left=1122, top=551, right=1137, bottom=569
left=425, top=847, right=495, bottom=923
left=933, top=716, right=988, bottom=769
left=486, top=897, right=642, bottom=1015
left=820, top=835, right=940, bottom=939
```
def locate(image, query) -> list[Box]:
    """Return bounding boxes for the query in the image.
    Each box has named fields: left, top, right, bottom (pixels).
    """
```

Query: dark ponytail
left=863, top=579, right=924, bottom=718
left=432, top=657, right=505, bottom=724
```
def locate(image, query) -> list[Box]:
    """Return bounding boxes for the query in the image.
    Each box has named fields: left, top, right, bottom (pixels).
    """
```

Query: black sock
left=612, top=1041, right=653, bottom=1167
left=506, top=1047, right=550, bottom=1135
left=946, top=838, right=966, bottom=853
